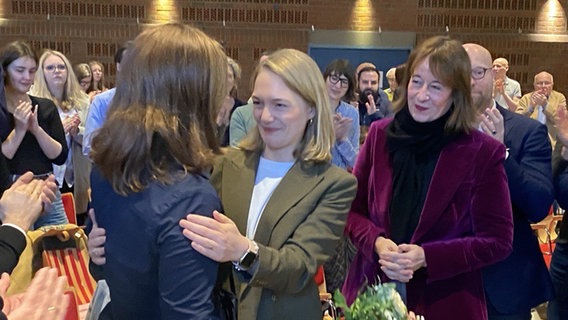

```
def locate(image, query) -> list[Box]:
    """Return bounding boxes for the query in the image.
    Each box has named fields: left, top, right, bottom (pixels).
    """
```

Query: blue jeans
left=548, top=241, right=568, bottom=320
left=33, top=190, right=68, bottom=229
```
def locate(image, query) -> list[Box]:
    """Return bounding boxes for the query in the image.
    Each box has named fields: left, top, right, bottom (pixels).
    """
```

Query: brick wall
left=0, top=0, right=567, bottom=97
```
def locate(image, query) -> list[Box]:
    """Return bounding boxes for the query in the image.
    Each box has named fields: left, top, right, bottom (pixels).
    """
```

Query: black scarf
left=386, top=105, right=455, bottom=244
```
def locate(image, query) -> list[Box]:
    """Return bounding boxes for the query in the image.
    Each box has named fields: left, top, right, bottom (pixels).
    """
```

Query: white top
left=53, top=108, right=77, bottom=187
left=246, top=157, right=294, bottom=238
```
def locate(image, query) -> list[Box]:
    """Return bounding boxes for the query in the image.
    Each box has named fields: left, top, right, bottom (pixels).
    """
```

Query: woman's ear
left=308, top=106, right=316, bottom=119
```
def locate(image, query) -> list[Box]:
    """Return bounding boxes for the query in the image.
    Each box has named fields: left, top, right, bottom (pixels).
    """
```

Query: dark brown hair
left=91, top=23, right=227, bottom=195
left=393, top=36, right=475, bottom=135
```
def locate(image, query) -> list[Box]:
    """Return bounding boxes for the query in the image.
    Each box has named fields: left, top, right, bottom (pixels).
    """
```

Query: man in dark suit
left=464, top=43, right=554, bottom=320
left=549, top=110, right=568, bottom=320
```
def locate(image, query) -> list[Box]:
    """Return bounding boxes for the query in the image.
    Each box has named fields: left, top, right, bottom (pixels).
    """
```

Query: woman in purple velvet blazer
left=342, top=36, right=514, bottom=320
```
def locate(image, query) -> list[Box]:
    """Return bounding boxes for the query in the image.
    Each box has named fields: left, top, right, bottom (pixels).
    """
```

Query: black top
left=0, top=225, right=27, bottom=274
left=386, top=105, right=455, bottom=244
left=4, top=95, right=67, bottom=175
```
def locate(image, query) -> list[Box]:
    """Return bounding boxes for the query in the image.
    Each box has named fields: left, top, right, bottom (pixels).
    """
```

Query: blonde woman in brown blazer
left=180, top=49, right=357, bottom=320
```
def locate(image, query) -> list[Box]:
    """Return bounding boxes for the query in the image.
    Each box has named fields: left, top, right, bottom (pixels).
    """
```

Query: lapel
left=253, top=161, right=324, bottom=246
left=220, top=151, right=259, bottom=235
left=411, top=134, right=482, bottom=242
left=497, top=104, right=516, bottom=151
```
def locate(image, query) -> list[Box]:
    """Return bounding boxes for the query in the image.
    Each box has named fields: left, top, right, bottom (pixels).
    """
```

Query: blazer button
left=271, top=294, right=277, bottom=302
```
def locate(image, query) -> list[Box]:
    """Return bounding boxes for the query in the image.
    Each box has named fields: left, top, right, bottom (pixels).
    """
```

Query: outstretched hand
left=180, top=210, right=250, bottom=263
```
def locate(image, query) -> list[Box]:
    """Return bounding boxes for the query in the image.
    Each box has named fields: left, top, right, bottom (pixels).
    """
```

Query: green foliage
left=333, top=282, right=408, bottom=320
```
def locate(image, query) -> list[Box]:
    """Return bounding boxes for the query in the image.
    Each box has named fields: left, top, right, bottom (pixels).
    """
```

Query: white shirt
left=246, top=157, right=294, bottom=238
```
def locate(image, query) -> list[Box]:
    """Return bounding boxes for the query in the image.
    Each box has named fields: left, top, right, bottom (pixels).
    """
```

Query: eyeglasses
left=328, top=74, right=349, bottom=88
left=44, top=64, right=67, bottom=72
left=471, top=67, right=491, bottom=80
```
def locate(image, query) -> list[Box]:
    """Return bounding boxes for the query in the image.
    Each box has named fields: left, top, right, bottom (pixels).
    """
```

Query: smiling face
left=252, top=68, right=315, bottom=162
left=43, top=54, right=67, bottom=90
left=407, top=58, right=453, bottom=123
left=326, top=73, right=349, bottom=105
left=5, top=56, right=37, bottom=95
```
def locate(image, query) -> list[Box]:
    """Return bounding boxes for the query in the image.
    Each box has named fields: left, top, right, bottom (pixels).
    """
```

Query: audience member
left=548, top=107, right=568, bottom=320
left=88, top=23, right=224, bottom=319
left=87, top=60, right=106, bottom=94
left=321, top=58, right=359, bottom=293
left=82, top=42, right=130, bottom=156
left=464, top=43, right=554, bottom=320
left=0, top=68, right=10, bottom=141
left=492, top=57, right=522, bottom=111
left=217, top=57, right=244, bottom=146
left=342, top=36, right=513, bottom=320
left=180, top=49, right=357, bottom=319
left=73, top=63, right=92, bottom=93
left=229, top=51, right=271, bottom=147
left=384, top=67, right=397, bottom=101
left=0, top=41, right=68, bottom=228
left=393, top=63, right=407, bottom=101
left=356, top=66, right=393, bottom=127
left=323, top=59, right=359, bottom=171
left=516, top=71, right=567, bottom=147
left=30, top=50, right=91, bottom=219
left=0, top=172, right=57, bottom=274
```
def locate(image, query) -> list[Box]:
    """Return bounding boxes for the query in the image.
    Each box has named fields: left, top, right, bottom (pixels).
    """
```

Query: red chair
left=61, top=192, right=77, bottom=224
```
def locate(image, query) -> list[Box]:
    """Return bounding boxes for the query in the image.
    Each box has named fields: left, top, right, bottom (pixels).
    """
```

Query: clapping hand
left=333, top=113, right=352, bottom=141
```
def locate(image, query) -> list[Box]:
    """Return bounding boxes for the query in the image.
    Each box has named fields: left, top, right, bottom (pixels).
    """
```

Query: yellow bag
left=7, top=224, right=96, bottom=304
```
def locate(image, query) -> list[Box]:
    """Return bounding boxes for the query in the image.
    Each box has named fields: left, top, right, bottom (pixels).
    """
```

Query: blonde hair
left=31, top=50, right=89, bottom=111
left=239, top=48, right=334, bottom=163
left=227, top=57, right=241, bottom=97
left=91, top=23, right=226, bottom=195
left=393, top=36, right=475, bottom=135
left=88, top=60, right=106, bottom=91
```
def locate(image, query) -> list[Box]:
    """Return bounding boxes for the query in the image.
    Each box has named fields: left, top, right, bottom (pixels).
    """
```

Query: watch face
left=240, top=252, right=257, bottom=268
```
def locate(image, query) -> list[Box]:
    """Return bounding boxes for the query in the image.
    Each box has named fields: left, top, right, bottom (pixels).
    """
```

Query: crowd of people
left=0, top=21, right=566, bottom=320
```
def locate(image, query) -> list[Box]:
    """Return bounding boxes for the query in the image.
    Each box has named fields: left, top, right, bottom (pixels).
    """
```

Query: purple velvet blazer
left=343, top=119, right=513, bottom=320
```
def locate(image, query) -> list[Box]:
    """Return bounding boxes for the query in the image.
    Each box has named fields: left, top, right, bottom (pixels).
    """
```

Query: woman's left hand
left=393, top=244, right=427, bottom=272
left=180, top=210, right=250, bottom=263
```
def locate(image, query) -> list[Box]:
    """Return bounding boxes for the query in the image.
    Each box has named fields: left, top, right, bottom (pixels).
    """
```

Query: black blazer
left=0, top=225, right=26, bottom=274
left=483, top=104, right=555, bottom=313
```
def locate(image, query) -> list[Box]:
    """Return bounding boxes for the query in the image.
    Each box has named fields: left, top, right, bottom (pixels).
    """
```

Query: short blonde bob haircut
left=91, top=23, right=227, bottom=195
left=239, top=48, right=334, bottom=163
left=393, top=36, right=476, bottom=135
left=31, top=50, right=89, bottom=111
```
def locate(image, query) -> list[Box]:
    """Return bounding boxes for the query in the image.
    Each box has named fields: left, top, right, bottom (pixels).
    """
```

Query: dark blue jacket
left=483, top=104, right=555, bottom=314
left=91, top=168, right=221, bottom=319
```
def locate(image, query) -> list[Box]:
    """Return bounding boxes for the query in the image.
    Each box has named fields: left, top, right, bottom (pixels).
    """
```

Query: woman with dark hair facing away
left=0, top=41, right=68, bottom=228
left=179, top=49, right=357, bottom=319
left=342, top=36, right=513, bottom=319
left=88, top=23, right=225, bottom=319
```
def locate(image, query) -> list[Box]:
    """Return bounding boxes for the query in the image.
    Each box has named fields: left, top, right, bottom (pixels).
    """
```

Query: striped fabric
left=42, top=248, right=96, bottom=305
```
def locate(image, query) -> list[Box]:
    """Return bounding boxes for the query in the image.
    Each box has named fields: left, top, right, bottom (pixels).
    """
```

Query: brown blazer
left=516, top=90, right=567, bottom=147
left=211, top=149, right=357, bottom=320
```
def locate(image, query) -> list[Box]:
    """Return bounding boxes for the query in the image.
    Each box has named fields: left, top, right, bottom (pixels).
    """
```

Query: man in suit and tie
left=516, top=71, right=566, bottom=148
left=464, top=43, right=555, bottom=320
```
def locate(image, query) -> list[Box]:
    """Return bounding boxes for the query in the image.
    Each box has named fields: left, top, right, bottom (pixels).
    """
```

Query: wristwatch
left=234, top=239, right=259, bottom=271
